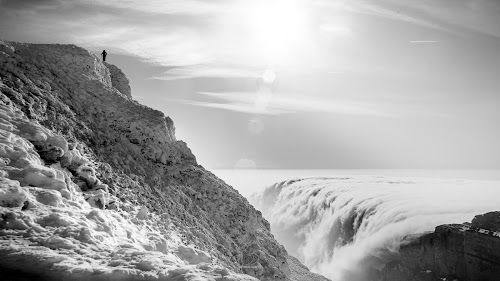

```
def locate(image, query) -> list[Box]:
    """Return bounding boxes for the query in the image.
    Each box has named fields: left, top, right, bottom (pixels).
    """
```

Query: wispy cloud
left=0, top=0, right=63, bottom=9
left=319, top=24, right=353, bottom=37
left=378, top=0, right=500, bottom=38
left=350, top=1, right=449, bottom=32
left=73, top=24, right=214, bottom=66
left=82, top=0, right=230, bottom=15
left=2, top=0, right=498, bottom=83
left=315, top=0, right=500, bottom=38
left=315, top=0, right=449, bottom=33
left=166, top=91, right=391, bottom=117
left=1, top=0, right=225, bottom=67
left=167, top=98, right=287, bottom=115
left=409, top=40, right=438, bottom=43
left=151, top=65, right=263, bottom=81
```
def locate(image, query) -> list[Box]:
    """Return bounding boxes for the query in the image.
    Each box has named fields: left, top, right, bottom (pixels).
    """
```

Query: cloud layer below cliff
left=250, top=176, right=500, bottom=280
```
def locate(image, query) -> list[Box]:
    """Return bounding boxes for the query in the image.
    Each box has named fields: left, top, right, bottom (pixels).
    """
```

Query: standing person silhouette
left=101, top=50, right=107, bottom=62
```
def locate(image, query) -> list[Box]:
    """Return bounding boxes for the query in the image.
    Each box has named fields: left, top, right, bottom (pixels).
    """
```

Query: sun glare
left=243, top=0, right=308, bottom=63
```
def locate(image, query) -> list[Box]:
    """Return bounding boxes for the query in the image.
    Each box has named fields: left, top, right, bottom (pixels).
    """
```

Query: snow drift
left=250, top=176, right=500, bottom=280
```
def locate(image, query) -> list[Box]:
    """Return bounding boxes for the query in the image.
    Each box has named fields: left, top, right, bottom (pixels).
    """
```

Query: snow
left=459, top=225, right=470, bottom=231
left=0, top=102, right=257, bottom=280
left=478, top=229, right=490, bottom=234
left=0, top=40, right=315, bottom=281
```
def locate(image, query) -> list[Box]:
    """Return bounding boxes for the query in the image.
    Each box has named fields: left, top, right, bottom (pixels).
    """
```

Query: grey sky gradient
left=1, top=0, right=499, bottom=169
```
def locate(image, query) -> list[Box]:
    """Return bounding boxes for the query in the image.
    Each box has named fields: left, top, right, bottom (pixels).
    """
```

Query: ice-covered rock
left=105, top=62, right=132, bottom=98
left=0, top=100, right=257, bottom=280
left=0, top=40, right=307, bottom=280
left=136, top=205, right=149, bottom=220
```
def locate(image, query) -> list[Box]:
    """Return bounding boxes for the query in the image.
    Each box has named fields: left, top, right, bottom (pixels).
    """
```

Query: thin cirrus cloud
left=166, top=91, right=391, bottom=117
left=318, top=0, right=500, bottom=38
left=409, top=40, right=438, bottom=43
left=2, top=0, right=483, bottom=81
left=73, top=25, right=214, bottom=67
left=81, top=0, right=230, bottom=15
left=168, top=99, right=288, bottom=115
left=319, top=24, right=353, bottom=37
left=378, top=0, right=500, bottom=38
left=316, top=0, right=450, bottom=33
left=0, top=0, right=222, bottom=66
left=151, top=65, right=264, bottom=81
left=353, top=1, right=446, bottom=31
left=2, top=0, right=497, bottom=82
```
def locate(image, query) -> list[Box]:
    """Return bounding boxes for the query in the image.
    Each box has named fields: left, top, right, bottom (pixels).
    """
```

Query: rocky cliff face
left=381, top=211, right=500, bottom=281
left=104, top=62, right=132, bottom=98
left=0, top=41, right=296, bottom=280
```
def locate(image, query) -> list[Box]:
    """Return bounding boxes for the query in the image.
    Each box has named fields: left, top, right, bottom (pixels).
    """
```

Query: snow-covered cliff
left=0, top=41, right=312, bottom=281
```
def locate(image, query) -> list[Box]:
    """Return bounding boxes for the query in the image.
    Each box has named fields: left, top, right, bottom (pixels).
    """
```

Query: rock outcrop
left=381, top=211, right=500, bottom=281
left=286, top=256, right=331, bottom=281
left=0, top=41, right=299, bottom=280
left=104, top=62, right=132, bottom=98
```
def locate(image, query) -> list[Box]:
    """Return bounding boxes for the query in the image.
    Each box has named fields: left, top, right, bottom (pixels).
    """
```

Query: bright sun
left=243, top=0, right=308, bottom=63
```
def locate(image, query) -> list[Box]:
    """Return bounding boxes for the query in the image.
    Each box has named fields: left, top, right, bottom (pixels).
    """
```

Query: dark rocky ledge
left=380, top=211, right=500, bottom=281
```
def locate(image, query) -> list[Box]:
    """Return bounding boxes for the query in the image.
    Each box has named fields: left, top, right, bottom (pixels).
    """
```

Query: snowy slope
left=0, top=41, right=313, bottom=281
left=0, top=100, right=259, bottom=280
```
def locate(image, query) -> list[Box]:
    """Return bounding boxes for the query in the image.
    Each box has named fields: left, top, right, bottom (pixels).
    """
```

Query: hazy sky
left=1, top=0, right=500, bottom=169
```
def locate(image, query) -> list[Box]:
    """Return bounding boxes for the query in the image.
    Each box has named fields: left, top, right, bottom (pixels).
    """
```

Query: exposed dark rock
left=381, top=211, right=500, bottom=281
left=104, top=62, right=132, bottom=98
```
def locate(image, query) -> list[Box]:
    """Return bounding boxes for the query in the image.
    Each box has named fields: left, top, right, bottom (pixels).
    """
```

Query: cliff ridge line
left=381, top=211, right=500, bottom=281
left=0, top=40, right=306, bottom=281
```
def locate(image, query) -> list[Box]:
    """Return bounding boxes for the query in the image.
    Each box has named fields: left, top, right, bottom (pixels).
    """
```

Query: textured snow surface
left=251, top=176, right=500, bottom=280
left=0, top=40, right=313, bottom=280
left=0, top=102, right=256, bottom=281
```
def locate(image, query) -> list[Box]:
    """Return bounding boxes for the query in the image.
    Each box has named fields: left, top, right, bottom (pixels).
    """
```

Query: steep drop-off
left=251, top=176, right=500, bottom=281
left=0, top=41, right=297, bottom=280
left=381, top=211, right=500, bottom=281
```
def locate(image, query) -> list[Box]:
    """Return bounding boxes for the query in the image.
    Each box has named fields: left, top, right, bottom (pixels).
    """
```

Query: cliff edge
left=0, top=41, right=297, bottom=280
left=381, top=211, right=500, bottom=281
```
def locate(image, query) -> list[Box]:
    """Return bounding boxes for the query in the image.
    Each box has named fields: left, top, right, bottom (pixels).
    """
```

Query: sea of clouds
left=250, top=176, right=500, bottom=280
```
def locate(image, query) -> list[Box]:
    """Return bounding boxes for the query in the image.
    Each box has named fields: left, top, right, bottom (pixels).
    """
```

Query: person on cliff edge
left=101, top=50, right=107, bottom=62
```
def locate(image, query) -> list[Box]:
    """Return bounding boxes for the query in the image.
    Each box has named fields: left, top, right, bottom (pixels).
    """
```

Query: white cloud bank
left=250, top=176, right=500, bottom=280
